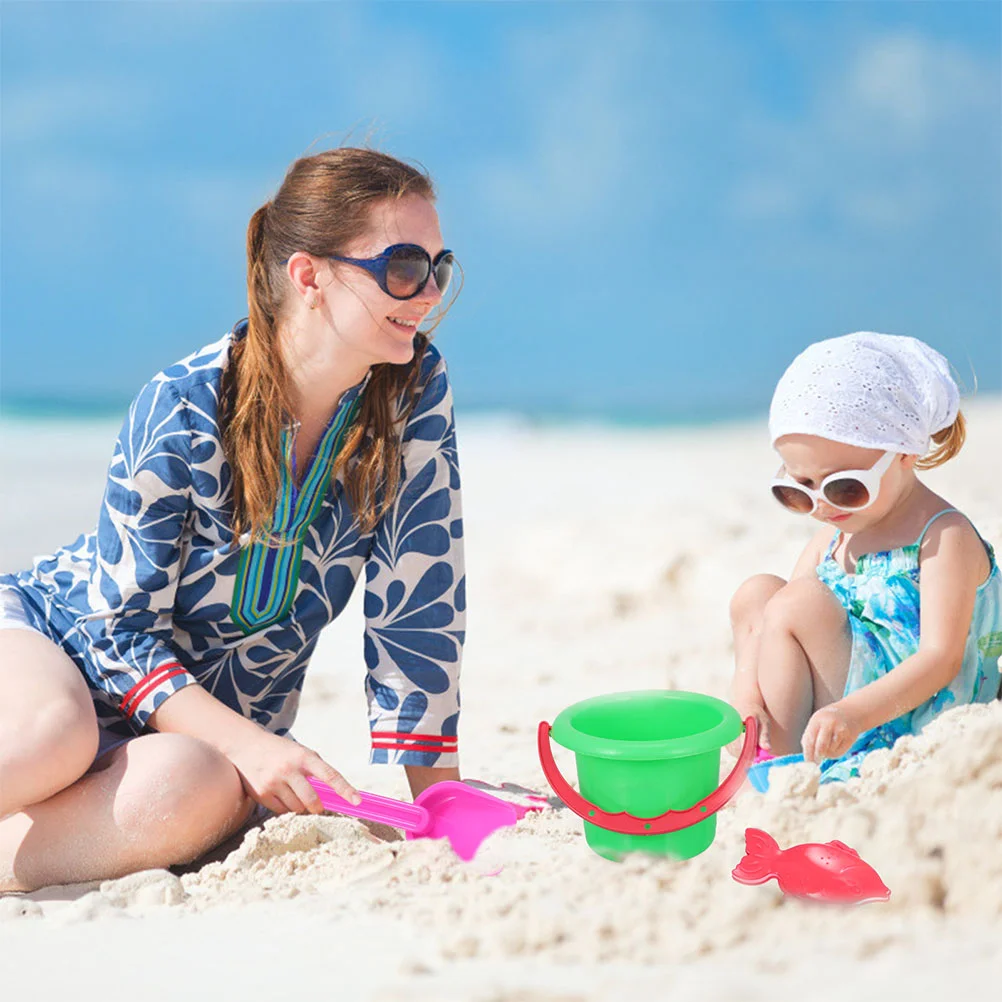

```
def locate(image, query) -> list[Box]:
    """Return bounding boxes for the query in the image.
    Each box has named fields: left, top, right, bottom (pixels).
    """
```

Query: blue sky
left=2, top=1, right=999, bottom=421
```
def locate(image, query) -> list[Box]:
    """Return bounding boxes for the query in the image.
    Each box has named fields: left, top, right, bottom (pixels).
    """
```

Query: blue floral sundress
left=749, top=509, right=1002, bottom=790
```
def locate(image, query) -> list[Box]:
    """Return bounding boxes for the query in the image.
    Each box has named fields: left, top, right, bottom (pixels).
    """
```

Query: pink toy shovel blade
left=307, top=777, right=519, bottom=862
left=461, top=779, right=552, bottom=818
left=408, top=781, right=520, bottom=861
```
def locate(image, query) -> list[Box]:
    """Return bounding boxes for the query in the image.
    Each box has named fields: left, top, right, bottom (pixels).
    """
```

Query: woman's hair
left=220, top=148, right=438, bottom=542
left=915, top=411, right=966, bottom=470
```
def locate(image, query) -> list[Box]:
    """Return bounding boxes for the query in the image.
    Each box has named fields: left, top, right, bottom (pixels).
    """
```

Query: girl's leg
left=729, top=574, right=787, bottom=705
left=0, top=732, right=254, bottom=892
left=755, top=576, right=852, bottom=755
left=0, top=629, right=100, bottom=817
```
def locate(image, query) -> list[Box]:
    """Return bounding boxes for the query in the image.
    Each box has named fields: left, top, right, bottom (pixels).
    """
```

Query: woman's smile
left=387, top=314, right=421, bottom=335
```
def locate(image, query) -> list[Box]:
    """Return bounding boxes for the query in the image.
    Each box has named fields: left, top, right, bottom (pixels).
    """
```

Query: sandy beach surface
left=2, top=400, right=1000, bottom=1000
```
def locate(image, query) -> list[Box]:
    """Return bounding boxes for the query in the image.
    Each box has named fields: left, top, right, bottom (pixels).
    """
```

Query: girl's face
left=315, top=194, right=446, bottom=368
left=773, top=434, right=916, bottom=531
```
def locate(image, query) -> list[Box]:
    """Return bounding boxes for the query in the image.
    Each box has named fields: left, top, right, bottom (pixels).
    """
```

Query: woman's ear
left=900, top=453, right=918, bottom=471
left=285, top=251, right=322, bottom=299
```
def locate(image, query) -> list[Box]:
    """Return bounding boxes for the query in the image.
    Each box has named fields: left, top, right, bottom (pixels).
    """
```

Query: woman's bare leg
left=0, top=732, right=254, bottom=892
left=755, top=576, right=852, bottom=755
left=0, top=630, right=99, bottom=818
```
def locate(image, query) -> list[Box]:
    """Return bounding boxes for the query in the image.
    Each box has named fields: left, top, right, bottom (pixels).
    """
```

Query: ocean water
left=5, top=394, right=998, bottom=577
left=0, top=402, right=770, bottom=576
left=0, top=391, right=768, bottom=430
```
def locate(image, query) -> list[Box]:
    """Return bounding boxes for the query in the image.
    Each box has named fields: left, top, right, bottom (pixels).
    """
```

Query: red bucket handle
left=537, top=715, right=758, bottom=836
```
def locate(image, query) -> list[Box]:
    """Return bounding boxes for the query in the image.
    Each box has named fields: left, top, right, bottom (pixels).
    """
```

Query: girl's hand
left=728, top=703, right=771, bottom=758
left=801, top=704, right=860, bottom=763
left=225, top=727, right=360, bottom=815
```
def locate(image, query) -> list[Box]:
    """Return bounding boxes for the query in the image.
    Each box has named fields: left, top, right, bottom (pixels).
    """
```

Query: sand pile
left=13, top=699, right=995, bottom=970
left=2, top=403, right=1000, bottom=997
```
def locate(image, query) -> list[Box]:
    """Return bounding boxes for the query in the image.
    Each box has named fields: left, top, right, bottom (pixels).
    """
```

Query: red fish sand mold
left=732, top=828, right=891, bottom=904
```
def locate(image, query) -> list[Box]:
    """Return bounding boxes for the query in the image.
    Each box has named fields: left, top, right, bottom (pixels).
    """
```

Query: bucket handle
left=537, top=716, right=758, bottom=836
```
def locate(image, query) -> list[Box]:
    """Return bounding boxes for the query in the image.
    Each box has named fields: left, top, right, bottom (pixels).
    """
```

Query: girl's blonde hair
left=915, top=411, right=966, bottom=470
left=219, top=148, right=438, bottom=542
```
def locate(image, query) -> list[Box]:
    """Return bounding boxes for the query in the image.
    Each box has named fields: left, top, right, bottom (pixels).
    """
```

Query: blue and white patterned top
left=0, top=323, right=465, bottom=767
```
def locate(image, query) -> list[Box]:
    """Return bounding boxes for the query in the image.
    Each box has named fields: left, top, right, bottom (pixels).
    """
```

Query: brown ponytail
left=915, top=411, right=966, bottom=470
left=219, top=148, right=440, bottom=542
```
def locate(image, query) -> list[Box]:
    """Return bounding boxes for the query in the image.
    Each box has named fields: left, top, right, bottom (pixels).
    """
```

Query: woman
left=0, top=148, right=465, bottom=892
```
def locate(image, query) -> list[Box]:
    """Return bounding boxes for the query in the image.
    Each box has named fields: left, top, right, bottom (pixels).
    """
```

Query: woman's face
left=317, top=194, right=446, bottom=368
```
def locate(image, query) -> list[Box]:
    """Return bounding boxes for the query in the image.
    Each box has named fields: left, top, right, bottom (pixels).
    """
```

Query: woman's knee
left=0, top=635, right=99, bottom=809
left=33, top=695, right=99, bottom=764
left=1, top=686, right=97, bottom=748
left=0, top=701, right=98, bottom=814
left=0, top=631, right=97, bottom=747
left=730, top=574, right=787, bottom=626
left=113, top=734, right=250, bottom=860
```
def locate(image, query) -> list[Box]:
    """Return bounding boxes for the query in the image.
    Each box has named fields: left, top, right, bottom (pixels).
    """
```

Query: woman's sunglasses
left=329, top=243, right=455, bottom=301
left=770, top=450, right=897, bottom=514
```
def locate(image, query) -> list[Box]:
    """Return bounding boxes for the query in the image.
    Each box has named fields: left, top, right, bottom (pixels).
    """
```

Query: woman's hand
left=148, top=684, right=358, bottom=814
left=728, top=702, right=771, bottom=758
left=225, top=727, right=360, bottom=815
left=801, top=703, right=860, bottom=763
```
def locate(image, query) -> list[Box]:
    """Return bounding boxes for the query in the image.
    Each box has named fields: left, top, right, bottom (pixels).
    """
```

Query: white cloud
left=472, top=9, right=662, bottom=233
left=96, top=1, right=235, bottom=44
left=162, top=171, right=272, bottom=240
left=841, top=177, right=939, bottom=229
left=730, top=175, right=805, bottom=221
left=2, top=80, right=152, bottom=146
left=843, top=32, right=994, bottom=143
left=17, top=158, right=118, bottom=204
left=730, top=31, right=999, bottom=232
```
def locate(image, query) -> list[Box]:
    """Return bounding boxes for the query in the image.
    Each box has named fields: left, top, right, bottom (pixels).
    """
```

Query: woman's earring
left=306, top=293, right=319, bottom=310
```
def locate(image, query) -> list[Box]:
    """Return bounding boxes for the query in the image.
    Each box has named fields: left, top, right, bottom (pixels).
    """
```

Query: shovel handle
left=537, top=716, right=758, bottom=836
left=307, top=777, right=429, bottom=834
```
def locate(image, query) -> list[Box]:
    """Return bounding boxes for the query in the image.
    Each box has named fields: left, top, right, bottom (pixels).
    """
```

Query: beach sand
left=1, top=400, right=1000, bottom=1000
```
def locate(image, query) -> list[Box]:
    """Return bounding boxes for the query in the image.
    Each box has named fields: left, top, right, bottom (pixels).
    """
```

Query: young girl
left=0, top=148, right=465, bottom=891
left=729, top=332, right=1001, bottom=784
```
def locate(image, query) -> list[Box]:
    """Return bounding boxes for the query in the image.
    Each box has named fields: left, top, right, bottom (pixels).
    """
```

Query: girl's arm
left=803, top=514, right=987, bottom=761
left=363, top=346, right=465, bottom=794
left=791, top=526, right=836, bottom=580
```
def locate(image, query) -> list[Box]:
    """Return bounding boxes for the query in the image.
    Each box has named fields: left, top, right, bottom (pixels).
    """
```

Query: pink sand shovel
left=306, top=777, right=519, bottom=861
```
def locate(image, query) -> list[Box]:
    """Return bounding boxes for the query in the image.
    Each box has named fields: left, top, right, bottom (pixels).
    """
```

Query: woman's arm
left=405, top=763, right=460, bottom=798
left=363, top=346, right=464, bottom=784
left=150, top=685, right=359, bottom=813
left=803, top=515, right=986, bottom=761
left=88, top=373, right=360, bottom=813
left=79, top=379, right=203, bottom=725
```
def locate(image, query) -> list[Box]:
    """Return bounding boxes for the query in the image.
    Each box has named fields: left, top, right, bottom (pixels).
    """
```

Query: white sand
left=2, top=400, right=1001, bottom=1000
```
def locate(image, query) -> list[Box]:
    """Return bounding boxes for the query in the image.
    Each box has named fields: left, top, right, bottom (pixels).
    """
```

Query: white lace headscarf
left=768, top=332, right=960, bottom=455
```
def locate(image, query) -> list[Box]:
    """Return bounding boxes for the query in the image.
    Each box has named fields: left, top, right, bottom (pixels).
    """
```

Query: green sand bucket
left=538, top=690, right=757, bottom=861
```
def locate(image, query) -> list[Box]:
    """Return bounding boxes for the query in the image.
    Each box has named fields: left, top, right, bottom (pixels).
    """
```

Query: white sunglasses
left=770, top=450, right=897, bottom=514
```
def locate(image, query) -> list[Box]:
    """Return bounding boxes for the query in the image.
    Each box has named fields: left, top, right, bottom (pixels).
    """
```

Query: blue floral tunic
left=0, top=323, right=465, bottom=767
left=749, top=509, right=1002, bottom=790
